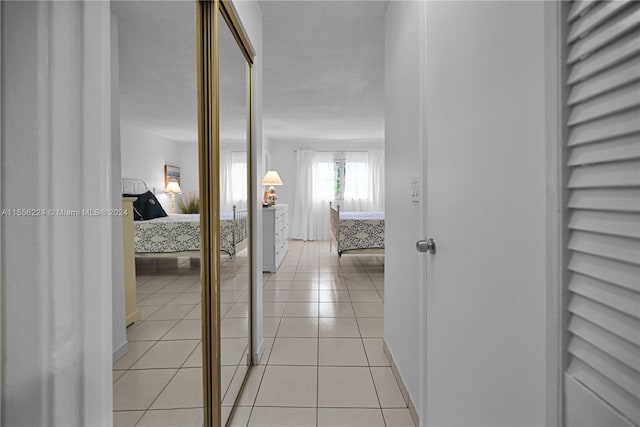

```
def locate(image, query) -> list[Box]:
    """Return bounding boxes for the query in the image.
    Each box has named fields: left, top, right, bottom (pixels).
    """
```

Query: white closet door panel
left=564, top=12, right=640, bottom=406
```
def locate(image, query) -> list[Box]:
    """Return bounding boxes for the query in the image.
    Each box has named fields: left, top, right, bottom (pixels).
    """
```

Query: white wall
left=383, top=0, right=422, bottom=414
left=231, top=0, right=264, bottom=363
left=268, top=138, right=384, bottom=234
left=2, top=2, right=113, bottom=424
left=120, top=121, right=185, bottom=212
left=179, top=142, right=199, bottom=199
left=111, top=13, right=128, bottom=363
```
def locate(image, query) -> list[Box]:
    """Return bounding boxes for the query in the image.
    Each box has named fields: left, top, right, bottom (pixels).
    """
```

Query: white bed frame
left=329, top=201, right=385, bottom=257
left=222, top=205, right=249, bottom=258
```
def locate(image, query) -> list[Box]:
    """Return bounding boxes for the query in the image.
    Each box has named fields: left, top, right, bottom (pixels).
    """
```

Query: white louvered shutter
left=564, top=1, right=640, bottom=426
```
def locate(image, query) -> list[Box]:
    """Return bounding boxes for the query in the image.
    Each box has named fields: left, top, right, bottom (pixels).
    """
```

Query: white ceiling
left=262, top=1, right=387, bottom=142
left=112, top=0, right=387, bottom=145
left=112, top=1, right=199, bottom=143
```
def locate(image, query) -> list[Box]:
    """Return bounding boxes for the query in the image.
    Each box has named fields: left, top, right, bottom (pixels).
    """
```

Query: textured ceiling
left=262, top=1, right=387, bottom=142
left=112, top=0, right=387, bottom=144
left=112, top=1, right=199, bottom=143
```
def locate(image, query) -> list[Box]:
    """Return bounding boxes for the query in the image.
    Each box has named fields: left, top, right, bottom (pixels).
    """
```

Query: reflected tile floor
left=113, top=242, right=414, bottom=426
left=230, top=240, right=415, bottom=427
left=113, top=256, right=205, bottom=427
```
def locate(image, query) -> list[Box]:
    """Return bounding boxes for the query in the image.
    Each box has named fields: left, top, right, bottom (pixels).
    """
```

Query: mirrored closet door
left=219, top=5, right=251, bottom=424
left=197, top=1, right=255, bottom=425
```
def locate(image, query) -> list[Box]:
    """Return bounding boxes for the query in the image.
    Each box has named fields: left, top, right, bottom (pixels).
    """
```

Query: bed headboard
left=122, top=178, right=149, bottom=194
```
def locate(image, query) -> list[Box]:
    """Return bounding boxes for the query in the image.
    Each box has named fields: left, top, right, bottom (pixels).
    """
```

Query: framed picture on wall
left=164, top=165, right=181, bottom=187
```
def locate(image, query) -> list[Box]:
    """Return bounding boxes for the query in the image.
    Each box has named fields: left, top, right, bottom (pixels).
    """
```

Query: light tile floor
left=113, top=257, right=205, bottom=427
left=230, top=241, right=415, bottom=427
left=113, top=241, right=415, bottom=427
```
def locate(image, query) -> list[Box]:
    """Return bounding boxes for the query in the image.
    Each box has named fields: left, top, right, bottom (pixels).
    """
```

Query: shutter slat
left=568, top=56, right=640, bottom=105
left=566, top=360, right=640, bottom=426
left=569, top=252, right=640, bottom=293
left=568, top=0, right=599, bottom=23
left=568, top=110, right=640, bottom=146
left=568, top=134, right=640, bottom=166
left=569, top=316, right=640, bottom=371
left=568, top=1, right=633, bottom=43
left=568, top=230, right=640, bottom=264
left=568, top=210, right=640, bottom=238
left=568, top=29, right=640, bottom=85
left=567, top=6, right=640, bottom=64
left=569, top=188, right=640, bottom=212
left=567, top=83, right=640, bottom=126
left=568, top=160, right=640, bottom=188
left=568, top=337, right=640, bottom=398
left=569, top=295, right=640, bottom=346
left=569, top=273, right=640, bottom=317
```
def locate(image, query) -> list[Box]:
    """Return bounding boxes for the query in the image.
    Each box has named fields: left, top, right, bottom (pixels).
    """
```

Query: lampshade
left=262, top=170, right=283, bottom=186
left=164, top=180, right=182, bottom=194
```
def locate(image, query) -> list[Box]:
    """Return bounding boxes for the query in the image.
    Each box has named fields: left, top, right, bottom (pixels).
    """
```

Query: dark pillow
left=131, top=191, right=168, bottom=221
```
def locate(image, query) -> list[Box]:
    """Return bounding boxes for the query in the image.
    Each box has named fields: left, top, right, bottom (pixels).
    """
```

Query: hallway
left=230, top=240, right=414, bottom=427
left=111, top=241, right=415, bottom=426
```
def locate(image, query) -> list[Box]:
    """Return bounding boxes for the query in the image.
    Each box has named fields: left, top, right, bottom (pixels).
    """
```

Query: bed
left=123, top=178, right=248, bottom=257
left=329, top=201, right=385, bottom=257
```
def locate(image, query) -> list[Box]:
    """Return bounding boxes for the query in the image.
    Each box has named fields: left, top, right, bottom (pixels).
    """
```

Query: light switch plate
left=411, top=178, right=419, bottom=203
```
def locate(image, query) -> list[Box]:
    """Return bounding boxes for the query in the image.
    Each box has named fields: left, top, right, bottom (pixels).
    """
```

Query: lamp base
left=267, top=186, right=277, bottom=206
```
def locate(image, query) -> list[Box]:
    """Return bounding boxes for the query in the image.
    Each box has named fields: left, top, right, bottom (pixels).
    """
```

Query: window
left=324, top=155, right=369, bottom=201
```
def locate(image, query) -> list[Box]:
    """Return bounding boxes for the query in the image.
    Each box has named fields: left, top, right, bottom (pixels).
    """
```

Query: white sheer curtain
left=291, top=150, right=334, bottom=240
left=291, top=149, right=384, bottom=241
left=220, top=150, right=247, bottom=211
left=342, top=150, right=384, bottom=211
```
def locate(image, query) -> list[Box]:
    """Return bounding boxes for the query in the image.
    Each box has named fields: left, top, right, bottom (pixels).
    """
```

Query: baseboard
left=383, top=340, right=420, bottom=427
left=113, top=340, right=129, bottom=364
left=254, top=338, right=264, bottom=365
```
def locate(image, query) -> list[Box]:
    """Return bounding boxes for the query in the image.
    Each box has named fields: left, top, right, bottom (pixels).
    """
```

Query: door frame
left=544, top=1, right=568, bottom=426
left=418, top=1, right=427, bottom=426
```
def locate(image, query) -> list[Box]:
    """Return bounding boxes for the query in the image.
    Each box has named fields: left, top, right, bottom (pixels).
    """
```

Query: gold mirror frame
left=197, top=1, right=255, bottom=426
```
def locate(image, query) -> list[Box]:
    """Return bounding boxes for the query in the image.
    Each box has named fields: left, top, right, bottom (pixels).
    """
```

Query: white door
left=422, top=2, right=548, bottom=425
left=562, top=1, right=640, bottom=426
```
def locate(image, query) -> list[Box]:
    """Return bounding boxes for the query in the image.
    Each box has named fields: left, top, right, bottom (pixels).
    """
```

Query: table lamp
left=262, top=170, right=283, bottom=206
left=164, top=180, right=182, bottom=214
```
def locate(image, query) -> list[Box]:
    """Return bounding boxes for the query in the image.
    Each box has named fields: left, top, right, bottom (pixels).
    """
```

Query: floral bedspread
left=134, top=213, right=248, bottom=255
left=338, top=211, right=385, bottom=254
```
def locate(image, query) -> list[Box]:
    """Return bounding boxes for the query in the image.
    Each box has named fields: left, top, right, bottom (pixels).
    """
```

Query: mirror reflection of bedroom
left=111, top=2, right=251, bottom=425
left=111, top=2, right=204, bottom=424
